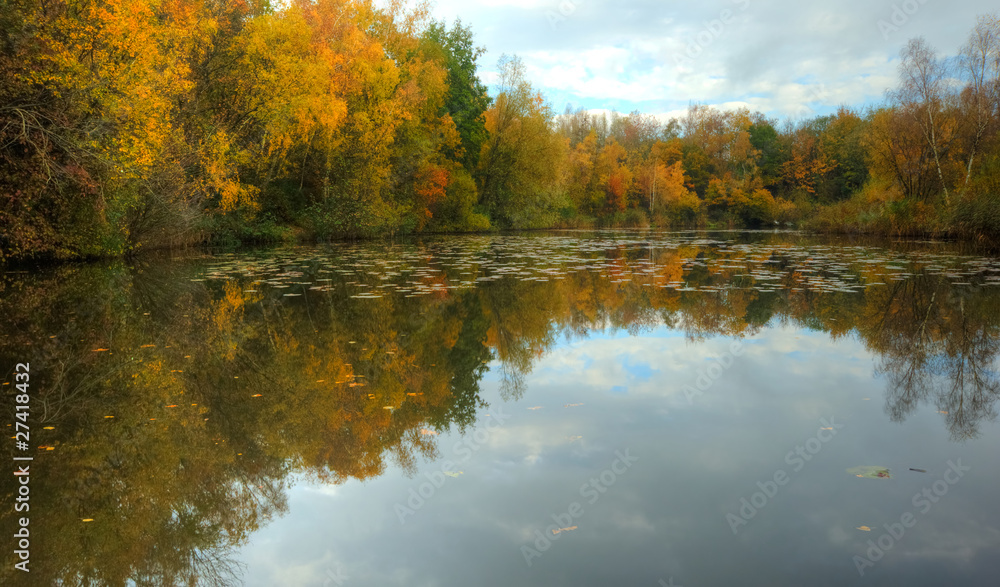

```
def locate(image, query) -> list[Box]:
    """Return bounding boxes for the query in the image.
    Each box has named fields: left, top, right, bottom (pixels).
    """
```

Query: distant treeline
left=1, top=2, right=998, bottom=261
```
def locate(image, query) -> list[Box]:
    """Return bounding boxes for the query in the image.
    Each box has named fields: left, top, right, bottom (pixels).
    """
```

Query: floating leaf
left=420, top=429, right=439, bottom=436
left=444, top=471, right=463, bottom=478
left=856, top=526, right=871, bottom=531
left=847, top=466, right=891, bottom=479
left=552, top=526, right=578, bottom=535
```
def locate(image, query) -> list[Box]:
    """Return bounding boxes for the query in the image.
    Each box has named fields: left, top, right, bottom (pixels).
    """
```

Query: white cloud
left=428, top=0, right=996, bottom=119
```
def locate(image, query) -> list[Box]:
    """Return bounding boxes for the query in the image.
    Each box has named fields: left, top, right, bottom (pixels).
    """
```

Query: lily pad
left=847, top=466, right=891, bottom=479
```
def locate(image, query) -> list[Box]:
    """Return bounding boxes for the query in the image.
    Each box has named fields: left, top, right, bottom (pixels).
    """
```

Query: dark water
left=2, top=231, right=1000, bottom=586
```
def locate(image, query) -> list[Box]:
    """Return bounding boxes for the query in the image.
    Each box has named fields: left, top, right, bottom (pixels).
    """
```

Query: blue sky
left=428, top=0, right=996, bottom=121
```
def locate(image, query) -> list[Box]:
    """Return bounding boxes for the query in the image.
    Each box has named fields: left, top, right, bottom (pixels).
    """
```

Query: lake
left=2, top=230, right=999, bottom=586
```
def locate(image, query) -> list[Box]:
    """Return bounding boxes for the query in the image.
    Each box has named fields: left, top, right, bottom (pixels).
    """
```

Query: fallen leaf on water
left=564, top=403, right=584, bottom=407
left=938, top=411, right=949, bottom=414
left=552, top=526, right=578, bottom=535
left=251, top=394, right=262, bottom=398
left=909, top=468, right=927, bottom=473
left=82, top=519, right=94, bottom=522
left=856, top=526, right=871, bottom=532
left=92, top=348, right=109, bottom=352
left=165, top=405, right=178, bottom=408
left=420, top=429, right=439, bottom=436
left=43, top=427, right=54, bottom=430
left=527, top=406, right=543, bottom=410
left=821, top=427, right=833, bottom=430
left=444, top=471, right=463, bottom=478
left=847, top=466, right=891, bottom=479
left=140, top=344, right=156, bottom=348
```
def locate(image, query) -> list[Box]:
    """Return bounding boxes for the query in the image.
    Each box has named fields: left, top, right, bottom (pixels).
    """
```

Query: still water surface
left=2, top=231, right=999, bottom=586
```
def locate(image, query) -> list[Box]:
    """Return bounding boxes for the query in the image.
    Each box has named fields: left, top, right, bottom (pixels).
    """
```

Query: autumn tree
left=890, top=38, right=954, bottom=204
left=958, top=13, right=1000, bottom=189
left=477, top=54, right=567, bottom=228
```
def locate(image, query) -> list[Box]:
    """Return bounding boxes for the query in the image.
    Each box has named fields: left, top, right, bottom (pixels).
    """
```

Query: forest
left=1, top=1, right=998, bottom=261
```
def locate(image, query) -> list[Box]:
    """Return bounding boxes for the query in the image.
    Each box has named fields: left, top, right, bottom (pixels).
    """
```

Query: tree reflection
left=863, top=274, right=1000, bottom=440
left=2, top=240, right=999, bottom=584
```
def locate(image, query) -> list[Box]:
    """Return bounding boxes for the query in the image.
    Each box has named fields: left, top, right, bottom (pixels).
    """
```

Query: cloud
left=428, top=0, right=996, bottom=119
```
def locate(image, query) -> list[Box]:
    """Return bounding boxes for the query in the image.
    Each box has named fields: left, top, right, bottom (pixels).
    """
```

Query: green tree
left=422, top=19, right=492, bottom=172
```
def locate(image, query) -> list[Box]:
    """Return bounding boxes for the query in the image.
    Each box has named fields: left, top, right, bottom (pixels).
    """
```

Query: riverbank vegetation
left=1, top=2, right=998, bottom=261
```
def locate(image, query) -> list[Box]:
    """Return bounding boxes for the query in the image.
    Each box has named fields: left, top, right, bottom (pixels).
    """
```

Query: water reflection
left=2, top=233, right=999, bottom=585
